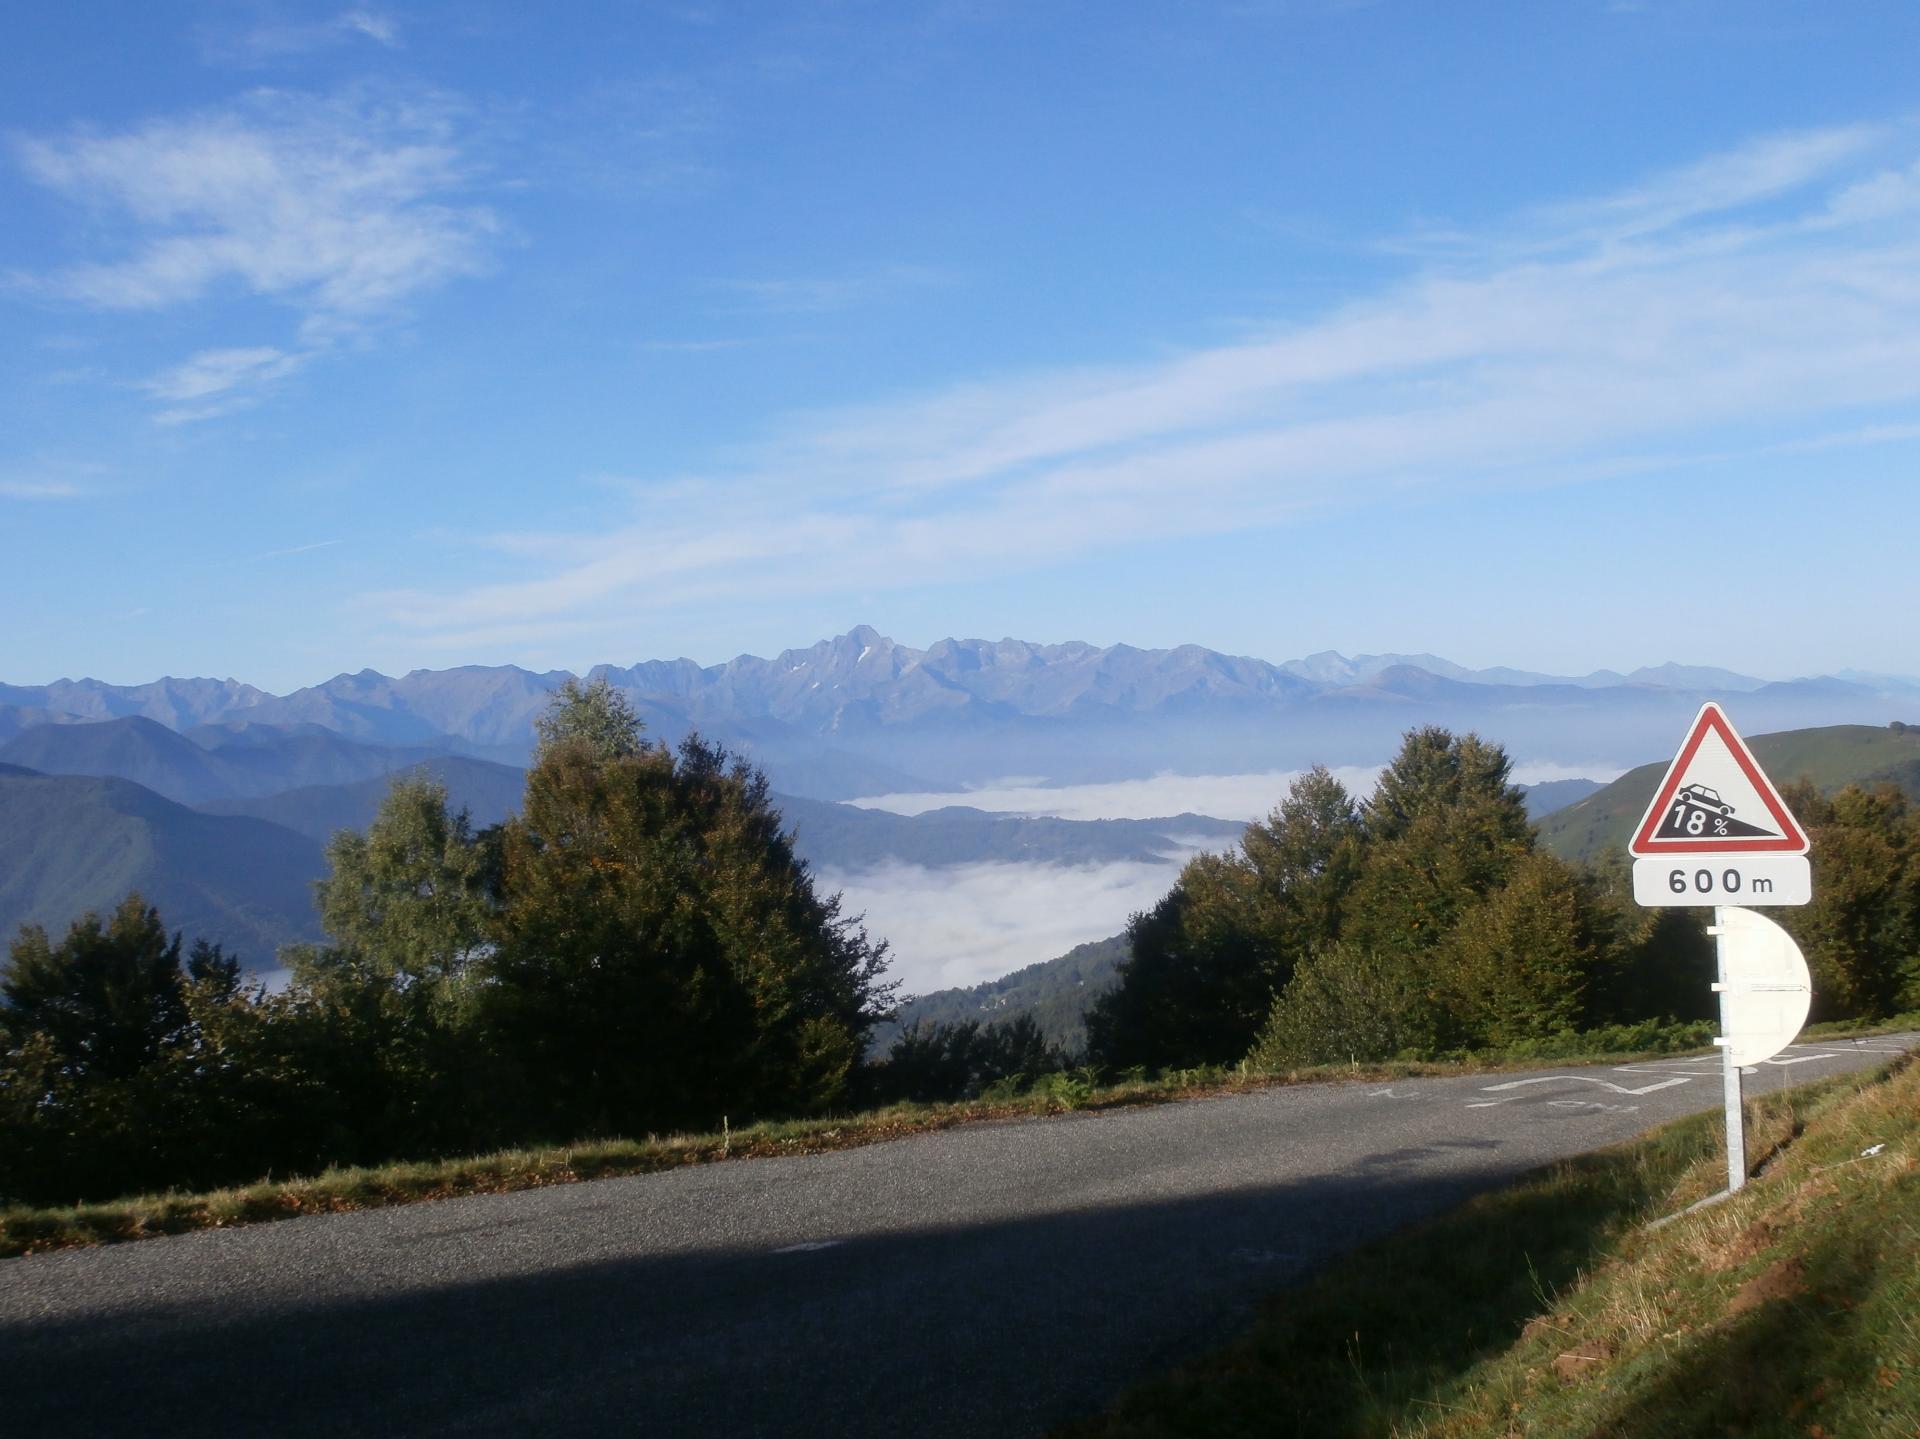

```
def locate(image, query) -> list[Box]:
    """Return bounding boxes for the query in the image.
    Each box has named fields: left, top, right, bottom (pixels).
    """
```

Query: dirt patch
left=1551, top=1340, right=1616, bottom=1383
left=1727, top=1256, right=1807, bottom=1317
left=1714, top=1216, right=1779, bottom=1270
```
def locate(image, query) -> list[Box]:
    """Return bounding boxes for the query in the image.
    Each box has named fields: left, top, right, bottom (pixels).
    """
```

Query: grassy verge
left=1804, top=1006, right=1920, bottom=1040
left=1, top=1016, right=1904, bottom=1261
left=1058, top=1055, right=1919, bottom=1439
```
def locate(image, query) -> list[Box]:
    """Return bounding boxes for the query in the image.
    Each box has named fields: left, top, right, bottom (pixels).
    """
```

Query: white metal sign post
left=1628, top=703, right=1813, bottom=1193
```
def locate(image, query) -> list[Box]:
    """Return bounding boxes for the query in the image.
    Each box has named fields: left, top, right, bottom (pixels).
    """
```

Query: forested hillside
left=0, top=715, right=466, bottom=807
left=1540, top=722, right=1920, bottom=862
left=876, top=934, right=1129, bottom=1053
left=0, top=682, right=894, bottom=1206
left=198, top=755, right=529, bottom=841
left=0, top=766, right=323, bottom=963
left=1084, top=727, right=1920, bottom=1076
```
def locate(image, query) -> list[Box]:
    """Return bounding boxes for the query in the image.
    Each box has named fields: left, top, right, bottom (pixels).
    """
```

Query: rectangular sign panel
left=1631, top=855, right=1811, bottom=907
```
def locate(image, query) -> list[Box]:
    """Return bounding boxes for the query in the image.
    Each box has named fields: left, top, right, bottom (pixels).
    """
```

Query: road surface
left=3, top=1033, right=1912, bottom=1437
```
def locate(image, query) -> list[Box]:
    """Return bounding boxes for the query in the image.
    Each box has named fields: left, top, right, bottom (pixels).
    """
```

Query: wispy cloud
left=202, top=9, right=403, bottom=65
left=14, top=87, right=496, bottom=421
left=0, top=478, right=86, bottom=499
left=240, top=538, right=343, bottom=564
left=142, top=345, right=308, bottom=423
left=1395, top=123, right=1889, bottom=259
left=15, top=89, right=493, bottom=325
left=370, top=118, right=1920, bottom=642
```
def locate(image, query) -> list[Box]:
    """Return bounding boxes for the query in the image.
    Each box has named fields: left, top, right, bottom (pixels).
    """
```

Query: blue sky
left=4, top=1, right=1919, bottom=691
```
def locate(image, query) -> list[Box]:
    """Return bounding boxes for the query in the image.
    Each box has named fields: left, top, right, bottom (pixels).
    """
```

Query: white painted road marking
left=1478, top=1074, right=1694, bottom=1097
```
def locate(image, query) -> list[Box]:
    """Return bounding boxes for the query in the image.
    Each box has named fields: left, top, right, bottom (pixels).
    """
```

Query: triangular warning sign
left=1628, top=703, right=1809, bottom=856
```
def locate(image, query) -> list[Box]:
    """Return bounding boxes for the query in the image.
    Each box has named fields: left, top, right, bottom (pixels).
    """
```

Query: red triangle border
left=1628, top=703, right=1810, bottom=856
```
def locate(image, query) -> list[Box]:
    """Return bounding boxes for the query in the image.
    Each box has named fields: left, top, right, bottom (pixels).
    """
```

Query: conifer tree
left=1340, top=728, right=1533, bottom=956
left=2, top=894, right=189, bottom=1082
left=483, top=685, right=893, bottom=1138
left=1431, top=850, right=1598, bottom=1045
left=0, top=896, right=252, bottom=1203
left=1087, top=768, right=1363, bottom=1071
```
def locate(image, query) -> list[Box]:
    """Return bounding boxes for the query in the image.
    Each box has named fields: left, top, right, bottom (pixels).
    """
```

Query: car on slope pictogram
left=1677, top=784, right=1732, bottom=816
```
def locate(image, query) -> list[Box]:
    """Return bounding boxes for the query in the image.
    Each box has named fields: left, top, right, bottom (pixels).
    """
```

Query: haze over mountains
left=3, top=628, right=1914, bottom=986
left=6, top=626, right=1915, bottom=798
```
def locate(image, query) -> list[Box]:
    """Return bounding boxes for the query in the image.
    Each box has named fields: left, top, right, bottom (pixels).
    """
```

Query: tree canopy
left=1087, top=765, right=1364, bottom=1070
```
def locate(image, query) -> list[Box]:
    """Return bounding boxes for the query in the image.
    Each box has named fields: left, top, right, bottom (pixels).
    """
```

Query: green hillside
left=874, top=932, right=1130, bottom=1053
left=198, top=755, right=529, bottom=842
left=0, top=715, right=469, bottom=806
left=1540, top=722, right=1920, bottom=863
left=0, top=768, right=324, bottom=968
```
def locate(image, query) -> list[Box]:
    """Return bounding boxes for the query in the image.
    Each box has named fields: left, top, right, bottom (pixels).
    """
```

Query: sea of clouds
left=835, top=760, right=1624, bottom=996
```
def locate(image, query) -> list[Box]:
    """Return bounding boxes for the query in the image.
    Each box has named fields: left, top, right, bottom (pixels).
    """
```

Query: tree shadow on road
left=3, top=1134, right=1564, bottom=1439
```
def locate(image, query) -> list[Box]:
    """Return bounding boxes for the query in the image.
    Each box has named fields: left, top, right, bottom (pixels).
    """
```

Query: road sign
left=1626, top=705, right=1820, bottom=1195
left=1629, top=702, right=1810, bottom=907
left=1708, top=906, right=1813, bottom=1068
left=1629, top=703, right=1809, bottom=856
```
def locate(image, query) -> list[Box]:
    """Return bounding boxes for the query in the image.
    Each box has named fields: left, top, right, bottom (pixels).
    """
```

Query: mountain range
left=5, top=629, right=1916, bottom=973
left=6, top=627, right=1916, bottom=798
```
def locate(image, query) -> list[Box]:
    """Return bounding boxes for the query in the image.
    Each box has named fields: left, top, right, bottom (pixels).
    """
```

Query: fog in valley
left=835, top=758, right=1628, bottom=994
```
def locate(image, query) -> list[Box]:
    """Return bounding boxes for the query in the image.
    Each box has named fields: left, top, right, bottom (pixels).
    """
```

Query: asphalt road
left=4, top=1032, right=1912, bottom=1438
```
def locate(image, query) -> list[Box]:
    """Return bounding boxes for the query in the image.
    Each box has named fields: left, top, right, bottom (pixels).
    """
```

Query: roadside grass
left=1056, top=1055, right=1919, bottom=1439
left=1805, top=1005, right=1920, bottom=1040
left=1, top=1016, right=1907, bottom=1260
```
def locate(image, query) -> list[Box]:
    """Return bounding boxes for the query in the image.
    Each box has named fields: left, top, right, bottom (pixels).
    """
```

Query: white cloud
left=834, top=756, right=1627, bottom=994
left=204, top=9, right=403, bottom=64
left=1510, top=760, right=1629, bottom=786
left=853, top=768, right=1387, bottom=823
left=15, top=90, right=493, bottom=325
left=238, top=538, right=343, bottom=564
left=370, top=117, right=1920, bottom=640
left=338, top=10, right=401, bottom=46
left=141, top=345, right=307, bottom=423
left=823, top=858, right=1189, bottom=995
left=853, top=762, right=1621, bottom=825
left=1419, top=123, right=1888, bottom=258
left=15, top=88, right=495, bottom=421
left=0, top=478, right=86, bottom=499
